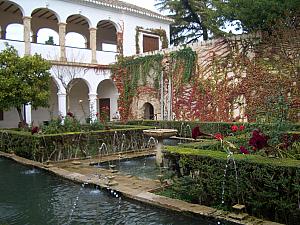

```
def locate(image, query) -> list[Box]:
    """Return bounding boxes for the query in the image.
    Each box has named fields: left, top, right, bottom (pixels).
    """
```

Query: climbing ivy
left=135, top=26, right=169, bottom=54
left=112, top=54, right=163, bottom=120
left=169, top=47, right=197, bottom=83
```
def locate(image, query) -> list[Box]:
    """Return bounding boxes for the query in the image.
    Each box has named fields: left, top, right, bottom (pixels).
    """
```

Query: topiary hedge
left=0, top=126, right=153, bottom=162
left=126, top=120, right=300, bottom=137
left=162, top=147, right=300, bottom=225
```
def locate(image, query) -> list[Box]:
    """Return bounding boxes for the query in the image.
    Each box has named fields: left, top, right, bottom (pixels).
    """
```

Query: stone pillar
left=58, top=22, right=67, bottom=61
left=57, top=92, right=67, bottom=118
left=23, top=16, right=31, bottom=55
left=24, top=103, right=32, bottom=125
left=167, top=78, right=172, bottom=120
left=89, top=27, right=97, bottom=64
left=89, top=93, right=98, bottom=121
left=0, top=29, right=6, bottom=39
left=31, top=34, right=37, bottom=43
left=160, top=71, right=164, bottom=120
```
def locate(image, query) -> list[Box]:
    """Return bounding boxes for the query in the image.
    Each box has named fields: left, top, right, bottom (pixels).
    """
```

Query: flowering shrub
left=31, top=126, right=39, bottom=135
left=248, top=129, right=269, bottom=151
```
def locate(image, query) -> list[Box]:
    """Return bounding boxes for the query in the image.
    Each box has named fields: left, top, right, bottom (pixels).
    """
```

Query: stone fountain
left=143, top=129, right=178, bottom=166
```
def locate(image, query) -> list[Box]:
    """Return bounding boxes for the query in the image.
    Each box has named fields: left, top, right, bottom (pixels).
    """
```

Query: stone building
left=0, top=0, right=172, bottom=127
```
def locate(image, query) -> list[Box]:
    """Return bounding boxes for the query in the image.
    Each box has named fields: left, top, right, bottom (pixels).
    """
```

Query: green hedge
left=162, top=147, right=300, bottom=225
left=126, top=120, right=300, bottom=137
left=0, top=126, right=153, bottom=162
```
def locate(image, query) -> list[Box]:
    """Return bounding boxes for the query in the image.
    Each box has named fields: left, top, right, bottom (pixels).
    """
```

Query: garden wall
left=163, top=147, right=300, bottom=225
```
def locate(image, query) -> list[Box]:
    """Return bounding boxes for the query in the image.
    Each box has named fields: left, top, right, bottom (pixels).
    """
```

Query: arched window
left=66, top=32, right=86, bottom=48
left=37, top=28, right=59, bottom=45
left=6, top=23, right=23, bottom=41
left=97, top=20, right=117, bottom=51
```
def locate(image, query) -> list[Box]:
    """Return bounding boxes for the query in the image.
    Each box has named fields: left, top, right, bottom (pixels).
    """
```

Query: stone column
left=23, top=16, right=31, bottom=55
left=89, top=27, right=97, bottom=64
left=57, top=92, right=67, bottom=118
left=31, top=34, right=37, bottom=43
left=89, top=93, right=98, bottom=121
left=167, top=78, right=172, bottom=120
left=58, top=22, right=67, bottom=61
left=24, top=103, right=32, bottom=125
left=160, top=71, right=164, bottom=120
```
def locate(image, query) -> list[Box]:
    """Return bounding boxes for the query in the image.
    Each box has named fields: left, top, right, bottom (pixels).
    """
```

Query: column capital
left=58, top=22, right=67, bottom=27
left=22, top=16, right=32, bottom=20
left=89, top=27, right=97, bottom=31
left=88, top=93, right=98, bottom=98
left=57, top=92, right=67, bottom=96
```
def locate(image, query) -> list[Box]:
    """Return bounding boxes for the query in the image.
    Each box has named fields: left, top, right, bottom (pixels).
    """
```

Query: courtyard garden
left=0, top=1, right=299, bottom=224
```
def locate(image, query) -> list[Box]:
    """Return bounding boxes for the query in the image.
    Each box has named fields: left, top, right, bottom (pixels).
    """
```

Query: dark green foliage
left=156, top=0, right=222, bottom=44
left=216, top=0, right=300, bottom=33
left=41, top=117, right=83, bottom=134
left=162, top=148, right=300, bottom=224
left=0, top=44, right=51, bottom=124
left=0, top=127, right=152, bottom=162
left=156, top=0, right=299, bottom=45
left=170, top=47, right=197, bottom=83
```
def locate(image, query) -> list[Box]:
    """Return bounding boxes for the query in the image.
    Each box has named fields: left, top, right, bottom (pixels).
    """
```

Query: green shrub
left=162, top=147, right=300, bottom=225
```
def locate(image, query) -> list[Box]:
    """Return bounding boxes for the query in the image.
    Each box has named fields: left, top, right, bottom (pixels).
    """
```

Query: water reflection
left=0, top=158, right=234, bottom=225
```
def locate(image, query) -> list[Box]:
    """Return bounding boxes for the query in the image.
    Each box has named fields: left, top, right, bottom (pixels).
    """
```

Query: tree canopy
left=156, top=0, right=300, bottom=45
left=0, top=44, right=51, bottom=125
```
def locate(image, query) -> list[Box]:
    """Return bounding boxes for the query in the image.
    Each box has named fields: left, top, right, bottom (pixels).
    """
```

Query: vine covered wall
left=113, top=26, right=299, bottom=122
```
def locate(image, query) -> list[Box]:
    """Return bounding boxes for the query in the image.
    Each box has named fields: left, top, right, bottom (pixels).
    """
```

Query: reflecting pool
left=96, top=155, right=160, bottom=180
left=0, top=157, right=233, bottom=225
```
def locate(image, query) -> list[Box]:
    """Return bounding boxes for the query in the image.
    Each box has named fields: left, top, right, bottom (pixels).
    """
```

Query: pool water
left=96, top=155, right=161, bottom=180
left=0, top=157, right=234, bottom=225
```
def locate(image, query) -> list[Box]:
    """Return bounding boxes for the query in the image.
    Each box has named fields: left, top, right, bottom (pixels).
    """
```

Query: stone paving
left=0, top=151, right=283, bottom=225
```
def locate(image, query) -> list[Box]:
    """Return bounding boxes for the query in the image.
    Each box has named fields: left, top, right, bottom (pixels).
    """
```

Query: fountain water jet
left=143, top=129, right=177, bottom=166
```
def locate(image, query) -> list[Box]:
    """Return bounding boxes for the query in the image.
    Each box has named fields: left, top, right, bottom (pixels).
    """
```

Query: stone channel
left=0, top=151, right=282, bottom=225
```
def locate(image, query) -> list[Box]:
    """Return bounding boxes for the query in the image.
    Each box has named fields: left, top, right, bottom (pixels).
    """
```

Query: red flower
left=191, top=126, right=209, bottom=139
left=239, top=146, right=249, bottom=154
left=31, top=126, right=39, bottom=135
left=214, top=133, right=223, bottom=140
left=231, top=125, right=239, bottom=132
left=67, top=111, right=74, bottom=118
left=239, top=125, right=245, bottom=131
left=249, top=129, right=269, bottom=150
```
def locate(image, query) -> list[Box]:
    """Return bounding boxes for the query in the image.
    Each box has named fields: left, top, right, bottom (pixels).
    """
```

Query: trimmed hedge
left=0, top=126, right=154, bottom=162
left=126, top=120, right=300, bottom=137
left=162, top=147, right=300, bottom=225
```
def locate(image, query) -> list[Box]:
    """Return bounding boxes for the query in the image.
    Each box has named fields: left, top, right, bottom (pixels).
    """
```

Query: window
left=143, top=35, right=159, bottom=53
left=0, top=110, right=3, bottom=121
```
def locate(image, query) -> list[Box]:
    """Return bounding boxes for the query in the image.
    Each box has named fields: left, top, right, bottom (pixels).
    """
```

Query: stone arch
left=96, top=20, right=117, bottom=51
left=66, top=14, right=90, bottom=48
left=0, top=1, right=24, bottom=39
left=97, top=79, right=119, bottom=120
left=31, top=8, right=60, bottom=43
left=68, top=78, right=90, bottom=123
left=65, top=32, right=87, bottom=48
left=37, top=28, right=59, bottom=45
left=31, top=78, right=59, bottom=125
left=6, top=23, right=23, bottom=41
left=143, top=102, right=155, bottom=120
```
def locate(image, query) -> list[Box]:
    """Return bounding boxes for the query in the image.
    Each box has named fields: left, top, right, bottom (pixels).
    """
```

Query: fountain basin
left=143, top=129, right=178, bottom=140
left=143, top=129, right=178, bottom=166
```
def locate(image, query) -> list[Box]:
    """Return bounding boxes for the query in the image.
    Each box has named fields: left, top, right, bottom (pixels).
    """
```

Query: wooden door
left=99, top=98, right=110, bottom=121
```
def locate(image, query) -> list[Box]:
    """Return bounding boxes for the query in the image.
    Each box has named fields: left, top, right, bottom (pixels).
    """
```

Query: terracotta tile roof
left=74, top=0, right=173, bottom=22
